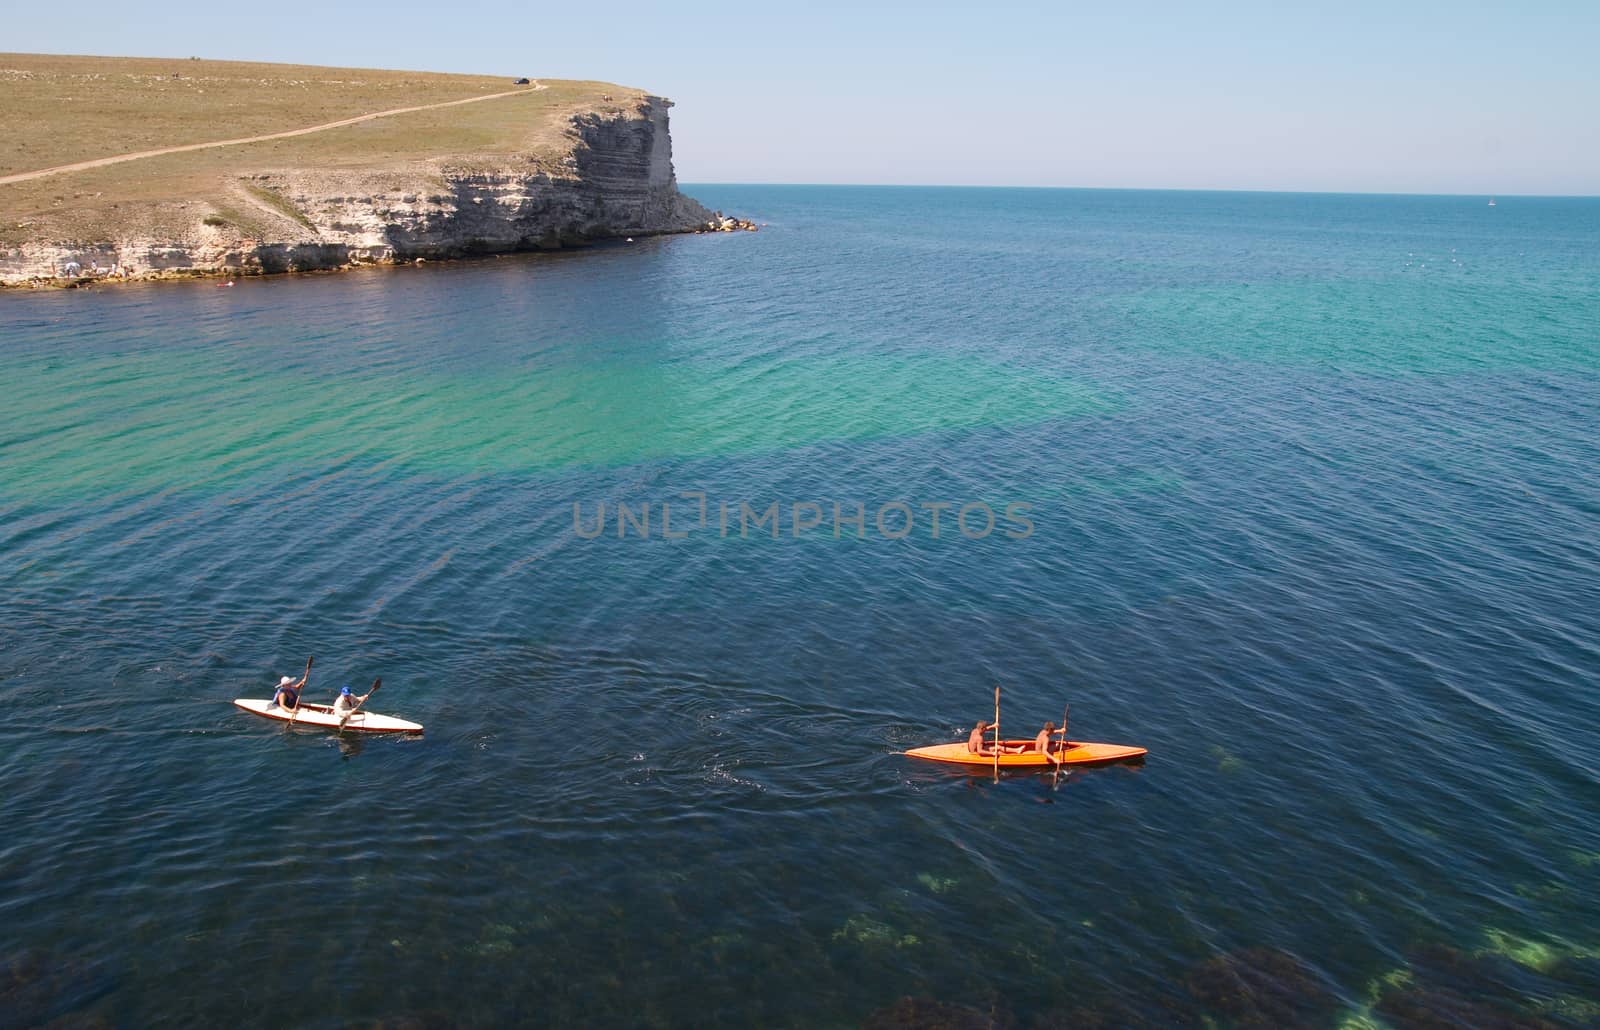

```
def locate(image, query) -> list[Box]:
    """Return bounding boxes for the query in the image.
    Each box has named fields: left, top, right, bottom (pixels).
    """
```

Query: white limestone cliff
left=2, top=96, right=752, bottom=286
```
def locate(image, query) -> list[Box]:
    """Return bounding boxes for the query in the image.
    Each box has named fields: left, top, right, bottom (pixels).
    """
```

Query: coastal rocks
left=0, top=96, right=745, bottom=287
left=700, top=214, right=759, bottom=232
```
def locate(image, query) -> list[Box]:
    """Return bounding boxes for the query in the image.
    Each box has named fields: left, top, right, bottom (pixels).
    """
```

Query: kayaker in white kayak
left=333, top=684, right=370, bottom=722
left=269, top=673, right=308, bottom=711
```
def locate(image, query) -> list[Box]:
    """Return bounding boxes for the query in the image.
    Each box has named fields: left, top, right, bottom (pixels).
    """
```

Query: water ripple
left=1, top=188, right=1598, bottom=1026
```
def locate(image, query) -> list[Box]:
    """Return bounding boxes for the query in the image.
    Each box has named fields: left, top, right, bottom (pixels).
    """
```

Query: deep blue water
left=2, top=186, right=1599, bottom=1027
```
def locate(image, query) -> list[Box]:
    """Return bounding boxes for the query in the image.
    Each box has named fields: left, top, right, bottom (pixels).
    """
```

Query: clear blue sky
left=6, top=0, right=1597, bottom=194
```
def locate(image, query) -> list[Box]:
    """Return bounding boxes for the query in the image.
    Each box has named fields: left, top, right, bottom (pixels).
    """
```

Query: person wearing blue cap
left=332, top=684, right=366, bottom=716
left=332, top=684, right=370, bottom=725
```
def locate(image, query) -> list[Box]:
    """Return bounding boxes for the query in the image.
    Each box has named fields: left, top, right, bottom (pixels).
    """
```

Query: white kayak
left=233, top=698, right=423, bottom=734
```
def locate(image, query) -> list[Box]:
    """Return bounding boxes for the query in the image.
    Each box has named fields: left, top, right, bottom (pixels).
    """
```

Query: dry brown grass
left=0, top=53, right=645, bottom=244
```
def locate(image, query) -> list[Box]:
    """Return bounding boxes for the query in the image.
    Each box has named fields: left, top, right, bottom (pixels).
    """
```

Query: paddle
left=1053, top=704, right=1070, bottom=789
left=285, top=656, right=313, bottom=729
left=340, top=677, right=380, bottom=732
left=992, top=686, right=1001, bottom=783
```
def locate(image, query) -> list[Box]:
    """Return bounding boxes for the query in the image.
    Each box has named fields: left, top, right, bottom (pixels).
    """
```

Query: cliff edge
left=0, top=56, right=752, bottom=286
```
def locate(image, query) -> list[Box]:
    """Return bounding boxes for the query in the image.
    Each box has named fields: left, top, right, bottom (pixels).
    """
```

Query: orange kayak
left=905, top=739, right=1146, bottom=767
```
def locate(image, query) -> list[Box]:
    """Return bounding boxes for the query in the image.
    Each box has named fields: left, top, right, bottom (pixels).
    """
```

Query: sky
left=4, top=0, right=1597, bottom=194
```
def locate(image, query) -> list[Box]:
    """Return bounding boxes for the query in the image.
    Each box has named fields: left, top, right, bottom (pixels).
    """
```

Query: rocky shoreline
left=2, top=96, right=755, bottom=289
left=3, top=214, right=759, bottom=290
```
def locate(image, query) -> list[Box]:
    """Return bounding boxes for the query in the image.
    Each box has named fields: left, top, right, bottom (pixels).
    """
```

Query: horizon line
left=679, top=182, right=1596, bottom=200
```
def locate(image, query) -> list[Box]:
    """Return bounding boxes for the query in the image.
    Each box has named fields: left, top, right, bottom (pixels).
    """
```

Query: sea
left=2, top=186, right=1598, bottom=1028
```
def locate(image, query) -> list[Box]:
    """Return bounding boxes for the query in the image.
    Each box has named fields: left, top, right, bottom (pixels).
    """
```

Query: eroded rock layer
left=1, top=96, right=746, bottom=286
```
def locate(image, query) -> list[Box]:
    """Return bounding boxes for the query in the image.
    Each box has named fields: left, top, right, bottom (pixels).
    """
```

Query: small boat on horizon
left=1489, top=197, right=1497, bottom=206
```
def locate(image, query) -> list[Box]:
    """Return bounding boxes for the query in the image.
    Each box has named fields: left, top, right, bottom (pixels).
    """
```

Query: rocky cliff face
left=1, top=97, right=744, bottom=286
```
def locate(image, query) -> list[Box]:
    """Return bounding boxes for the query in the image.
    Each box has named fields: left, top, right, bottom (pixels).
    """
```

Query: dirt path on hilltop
left=0, top=81, right=548, bottom=187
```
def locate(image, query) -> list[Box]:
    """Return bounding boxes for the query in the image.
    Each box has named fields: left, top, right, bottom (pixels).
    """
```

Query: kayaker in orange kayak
left=1033, top=721, right=1058, bottom=755
left=966, top=720, right=1026, bottom=756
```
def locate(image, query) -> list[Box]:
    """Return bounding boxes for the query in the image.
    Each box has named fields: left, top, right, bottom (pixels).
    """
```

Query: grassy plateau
left=0, top=53, right=640, bottom=247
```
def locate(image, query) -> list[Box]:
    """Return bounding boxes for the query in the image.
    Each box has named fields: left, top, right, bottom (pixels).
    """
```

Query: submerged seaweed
left=1370, top=944, right=1570, bottom=1030
left=834, top=914, right=920, bottom=949
left=373, top=1010, right=463, bottom=1030
left=1183, top=947, right=1338, bottom=1029
left=1028, top=998, right=1157, bottom=1029
left=862, top=996, right=1015, bottom=1029
left=1374, top=985, right=1557, bottom=1029
left=1480, top=929, right=1600, bottom=975
left=0, top=949, right=115, bottom=1028
left=1209, top=745, right=1245, bottom=775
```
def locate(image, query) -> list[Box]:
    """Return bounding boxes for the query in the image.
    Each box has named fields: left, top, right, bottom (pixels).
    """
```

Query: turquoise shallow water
left=2, top=187, right=1600, bottom=1027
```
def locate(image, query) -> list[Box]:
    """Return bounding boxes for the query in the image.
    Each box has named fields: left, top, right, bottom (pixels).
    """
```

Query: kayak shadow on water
left=262, top=718, right=370, bottom=758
